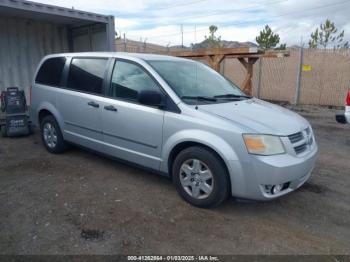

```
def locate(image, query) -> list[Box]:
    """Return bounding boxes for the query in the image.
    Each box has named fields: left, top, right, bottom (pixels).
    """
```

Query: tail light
left=347, top=90, right=350, bottom=106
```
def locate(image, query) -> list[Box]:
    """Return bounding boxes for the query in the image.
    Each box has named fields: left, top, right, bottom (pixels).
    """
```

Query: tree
left=275, top=43, right=286, bottom=50
left=115, top=31, right=121, bottom=40
left=308, top=19, right=349, bottom=49
left=205, top=25, right=222, bottom=47
left=256, top=25, right=281, bottom=49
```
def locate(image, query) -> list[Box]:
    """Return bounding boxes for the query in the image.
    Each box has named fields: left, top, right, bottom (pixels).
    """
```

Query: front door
left=100, top=60, right=164, bottom=170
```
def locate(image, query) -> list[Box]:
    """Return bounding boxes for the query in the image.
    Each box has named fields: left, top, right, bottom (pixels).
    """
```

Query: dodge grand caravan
left=31, top=53, right=318, bottom=207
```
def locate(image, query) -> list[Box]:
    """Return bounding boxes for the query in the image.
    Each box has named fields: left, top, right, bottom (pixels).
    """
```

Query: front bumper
left=227, top=143, right=318, bottom=201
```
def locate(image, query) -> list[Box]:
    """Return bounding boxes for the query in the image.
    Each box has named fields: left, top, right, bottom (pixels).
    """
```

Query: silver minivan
left=31, top=52, right=318, bottom=207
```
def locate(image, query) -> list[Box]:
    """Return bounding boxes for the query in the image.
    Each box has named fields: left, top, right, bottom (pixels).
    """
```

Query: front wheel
left=40, top=115, right=67, bottom=154
left=172, top=146, right=230, bottom=208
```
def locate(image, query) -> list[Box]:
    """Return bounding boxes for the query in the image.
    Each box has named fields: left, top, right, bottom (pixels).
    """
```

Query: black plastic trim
left=65, top=121, right=158, bottom=149
left=65, top=121, right=101, bottom=134
left=103, top=131, right=158, bottom=149
left=336, top=114, right=347, bottom=124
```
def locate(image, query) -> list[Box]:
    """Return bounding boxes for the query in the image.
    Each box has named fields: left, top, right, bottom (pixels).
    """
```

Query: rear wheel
left=40, top=115, right=67, bottom=154
left=172, top=146, right=229, bottom=208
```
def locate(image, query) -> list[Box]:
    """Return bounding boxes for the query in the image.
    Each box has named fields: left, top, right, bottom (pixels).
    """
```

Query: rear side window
left=35, top=57, right=66, bottom=86
left=67, top=58, right=108, bottom=95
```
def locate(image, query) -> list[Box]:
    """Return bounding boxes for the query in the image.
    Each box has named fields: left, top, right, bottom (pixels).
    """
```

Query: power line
left=160, top=0, right=287, bottom=22
left=141, top=0, right=350, bottom=40
left=127, top=0, right=286, bottom=39
left=153, top=0, right=208, bottom=10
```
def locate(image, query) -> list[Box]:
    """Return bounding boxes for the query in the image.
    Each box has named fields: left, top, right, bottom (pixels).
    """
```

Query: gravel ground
left=0, top=105, right=349, bottom=255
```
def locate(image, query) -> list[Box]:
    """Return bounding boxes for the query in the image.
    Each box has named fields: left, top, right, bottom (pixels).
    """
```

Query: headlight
left=243, top=134, right=285, bottom=155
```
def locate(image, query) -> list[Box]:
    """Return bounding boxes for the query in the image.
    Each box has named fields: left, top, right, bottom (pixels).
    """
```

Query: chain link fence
left=224, top=48, right=350, bottom=107
left=117, top=40, right=350, bottom=107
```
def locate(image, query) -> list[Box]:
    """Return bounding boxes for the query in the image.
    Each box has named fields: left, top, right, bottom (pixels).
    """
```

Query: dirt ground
left=0, top=105, right=349, bottom=255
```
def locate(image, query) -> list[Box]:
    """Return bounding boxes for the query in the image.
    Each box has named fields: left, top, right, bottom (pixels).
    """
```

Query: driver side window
left=110, top=60, right=160, bottom=102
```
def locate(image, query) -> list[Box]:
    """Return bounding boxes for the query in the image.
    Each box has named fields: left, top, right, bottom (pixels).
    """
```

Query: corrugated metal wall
left=71, top=23, right=108, bottom=52
left=0, top=16, right=69, bottom=96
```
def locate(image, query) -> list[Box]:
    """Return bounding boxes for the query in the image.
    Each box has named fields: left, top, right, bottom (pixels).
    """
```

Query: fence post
left=294, top=46, right=304, bottom=105
left=257, top=57, right=263, bottom=98
left=220, top=58, right=225, bottom=75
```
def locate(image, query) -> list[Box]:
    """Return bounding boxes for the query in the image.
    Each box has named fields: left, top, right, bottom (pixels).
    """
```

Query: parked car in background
left=336, top=91, right=350, bottom=124
left=31, top=53, right=318, bottom=208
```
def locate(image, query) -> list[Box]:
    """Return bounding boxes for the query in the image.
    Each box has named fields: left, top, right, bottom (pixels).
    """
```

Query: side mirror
left=138, top=90, right=164, bottom=107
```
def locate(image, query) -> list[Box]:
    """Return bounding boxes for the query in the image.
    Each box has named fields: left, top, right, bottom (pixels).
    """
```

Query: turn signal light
left=244, top=136, right=266, bottom=151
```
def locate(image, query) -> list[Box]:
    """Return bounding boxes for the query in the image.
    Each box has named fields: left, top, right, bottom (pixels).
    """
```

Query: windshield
left=148, top=61, right=247, bottom=103
left=148, top=60, right=247, bottom=104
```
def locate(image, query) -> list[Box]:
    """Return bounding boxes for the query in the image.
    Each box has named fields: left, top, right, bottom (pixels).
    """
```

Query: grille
left=288, top=132, right=304, bottom=143
left=294, top=143, right=307, bottom=154
left=288, top=128, right=313, bottom=155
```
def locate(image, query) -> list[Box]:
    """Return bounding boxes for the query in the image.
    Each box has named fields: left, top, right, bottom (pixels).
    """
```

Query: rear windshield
left=35, top=57, right=66, bottom=86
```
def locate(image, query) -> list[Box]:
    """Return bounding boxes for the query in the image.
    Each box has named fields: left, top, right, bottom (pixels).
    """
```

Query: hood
left=197, top=98, right=309, bottom=135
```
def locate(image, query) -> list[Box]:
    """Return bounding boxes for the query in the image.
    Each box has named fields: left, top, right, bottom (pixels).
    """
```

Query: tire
left=1, top=125, right=7, bottom=137
left=172, top=146, right=230, bottom=208
left=40, top=115, right=67, bottom=154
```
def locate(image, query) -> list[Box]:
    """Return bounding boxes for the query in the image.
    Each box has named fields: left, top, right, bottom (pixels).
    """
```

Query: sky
left=32, top=0, right=350, bottom=47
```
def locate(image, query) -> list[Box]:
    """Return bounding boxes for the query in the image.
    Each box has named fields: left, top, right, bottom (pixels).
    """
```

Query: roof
left=46, top=52, right=191, bottom=62
left=0, top=0, right=113, bottom=24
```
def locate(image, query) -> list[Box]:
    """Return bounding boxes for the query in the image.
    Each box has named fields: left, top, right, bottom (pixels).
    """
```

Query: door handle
left=87, top=101, right=99, bottom=108
left=104, top=105, right=118, bottom=112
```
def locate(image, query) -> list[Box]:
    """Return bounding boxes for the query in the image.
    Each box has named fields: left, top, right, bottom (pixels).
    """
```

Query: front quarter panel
left=160, top=110, right=240, bottom=175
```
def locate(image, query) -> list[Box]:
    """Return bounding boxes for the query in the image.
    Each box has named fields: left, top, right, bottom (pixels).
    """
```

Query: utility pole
left=181, top=24, right=184, bottom=48
left=143, top=38, right=147, bottom=52
left=123, top=33, right=126, bottom=52
left=167, top=42, right=171, bottom=53
left=138, top=37, right=142, bottom=53
left=194, top=25, right=197, bottom=44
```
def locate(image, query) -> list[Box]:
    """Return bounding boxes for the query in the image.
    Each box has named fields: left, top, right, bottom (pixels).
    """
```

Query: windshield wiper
left=214, top=94, right=252, bottom=99
left=181, top=96, right=217, bottom=102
